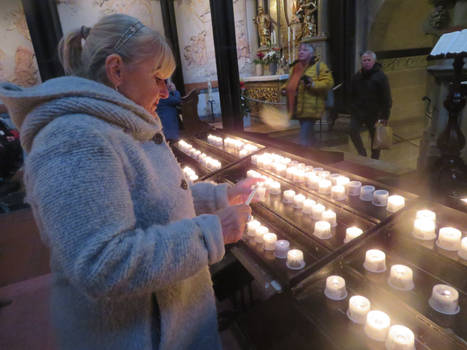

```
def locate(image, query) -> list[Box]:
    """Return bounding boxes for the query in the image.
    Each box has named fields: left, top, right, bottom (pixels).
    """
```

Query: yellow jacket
left=282, top=60, right=334, bottom=119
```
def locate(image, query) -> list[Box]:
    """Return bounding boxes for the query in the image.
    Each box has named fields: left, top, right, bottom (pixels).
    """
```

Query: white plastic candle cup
left=436, top=227, right=462, bottom=251
left=312, top=203, right=326, bottom=220
left=347, top=295, right=371, bottom=324
left=263, top=233, right=277, bottom=251
left=324, top=275, right=347, bottom=300
left=239, top=149, right=248, bottom=158
left=293, top=194, right=306, bottom=209
left=330, top=173, right=341, bottom=185
left=416, top=209, right=436, bottom=222
left=247, top=219, right=261, bottom=237
left=274, top=163, right=286, bottom=177
left=312, top=167, right=323, bottom=175
left=302, top=199, right=316, bottom=215
left=319, top=170, right=330, bottom=179
left=286, top=167, right=296, bottom=180
left=255, top=225, right=269, bottom=244
left=268, top=181, right=281, bottom=195
left=283, top=189, right=296, bottom=204
left=307, top=174, right=320, bottom=191
left=314, top=221, right=332, bottom=239
left=360, top=185, right=376, bottom=201
left=336, top=176, right=350, bottom=187
left=251, top=155, right=259, bottom=165
left=348, top=181, right=362, bottom=196
left=286, top=249, right=305, bottom=270
left=387, top=195, right=406, bottom=212
left=344, top=226, right=363, bottom=243
left=247, top=170, right=259, bottom=178
left=255, top=186, right=267, bottom=202
left=318, top=179, right=332, bottom=194
left=331, top=185, right=347, bottom=201
left=364, top=310, right=391, bottom=342
left=429, top=284, right=460, bottom=315
left=388, top=264, right=414, bottom=291
left=385, top=325, right=415, bottom=350
left=322, top=209, right=337, bottom=227
left=372, top=190, right=389, bottom=207
left=458, top=237, right=467, bottom=260
left=363, top=249, right=387, bottom=273
left=274, top=239, right=290, bottom=259
left=412, top=219, right=436, bottom=240
left=295, top=169, right=305, bottom=183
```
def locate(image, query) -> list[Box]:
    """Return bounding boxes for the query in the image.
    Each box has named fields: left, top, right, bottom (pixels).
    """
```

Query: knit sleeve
left=190, top=182, right=230, bottom=214
left=25, top=126, right=225, bottom=300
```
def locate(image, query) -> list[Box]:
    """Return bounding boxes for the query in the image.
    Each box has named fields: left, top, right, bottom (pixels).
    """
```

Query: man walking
left=350, top=51, right=392, bottom=159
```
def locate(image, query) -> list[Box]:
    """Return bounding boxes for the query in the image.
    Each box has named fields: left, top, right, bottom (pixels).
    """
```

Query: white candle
left=436, top=227, right=462, bottom=251
left=255, top=225, right=269, bottom=244
left=247, top=169, right=259, bottom=178
left=314, top=221, right=332, bottom=239
left=348, top=181, right=362, bottom=196
left=321, top=209, right=337, bottom=227
left=239, top=149, right=248, bottom=158
left=283, top=189, right=295, bottom=204
left=412, top=219, right=436, bottom=240
left=255, top=185, right=267, bottom=202
left=295, top=169, right=305, bottom=183
left=286, top=249, right=305, bottom=270
left=286, top=167, right=296, bottom=180
left=385, top=325, right=415, bottom=350
left=387, top=195, right=405, bottom=212
left=302, top=198, right=316, bottom=214
left=247, top=219, right=261, bottom=237
left=344, top=226, right=363, bottom=243
left=274, top=239, right=290, bottom=259
left=269, top=181, right=281, bottom=195
left=363, top=249, right=386, bottom=273
left=347, top=295, right=371, bottom=324
left=318, top=179, right=332, bottom=194
left=388, top=264, right=414, bottom=291
left=307, top=173, right=320, bottom=191
left=416, top=209, right=436, bottom=222
left=336, top=176, right=350, bottom=187
left=263, top=233, right=277, bottom=251
left=429, top=284, right=460, bottom=315
left=293, top=193, right=306, bottom=209
left=364, top=310, right=391, bottom=342
left=372, top=190, right=389, bottom=207
left=312, top=203, right=326, bottom=220
left=324, top=275, right=347, bottom=300
left=274, top=163, right=286, bottom=176
left=458, top=237, right=467, bottom=260
left=251, top=154, right=259, bottom=165
left=312, top=167, right=323, bottom=175
left=360, top=185, right=375, bottom=201
left=318, top=170, right=331, bottom=179
left=331, top=185, right=347, bottom=201
left=329, top=173, right=341, bottom=185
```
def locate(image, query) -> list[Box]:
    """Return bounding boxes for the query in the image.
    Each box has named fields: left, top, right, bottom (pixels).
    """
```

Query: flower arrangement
left=263, top=48, right=280, bottom=65
left=253, top=51, right=265, bottom=65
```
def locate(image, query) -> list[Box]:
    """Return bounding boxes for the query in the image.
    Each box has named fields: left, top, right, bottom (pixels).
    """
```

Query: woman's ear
left=105, top=54, right=124, bottom=89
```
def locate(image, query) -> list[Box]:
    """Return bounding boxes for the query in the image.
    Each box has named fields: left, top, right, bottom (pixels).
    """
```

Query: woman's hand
left=216, top=204, right=252, bottom=244
left=227, top=177, right=264, bottom=205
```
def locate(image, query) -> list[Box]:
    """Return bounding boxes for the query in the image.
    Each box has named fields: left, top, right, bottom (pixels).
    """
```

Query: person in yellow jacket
left=282, top=42, right=334, bottom=146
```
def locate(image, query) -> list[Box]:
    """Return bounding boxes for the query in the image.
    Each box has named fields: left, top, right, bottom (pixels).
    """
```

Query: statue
left=253, top=6, right=273, bottom=48
left=295, top=0, right=318, bottom=41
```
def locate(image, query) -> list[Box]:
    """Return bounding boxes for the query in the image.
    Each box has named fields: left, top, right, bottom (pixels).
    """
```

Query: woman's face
left=298, top=44, right=314, bottom=62
left=118, top=56, right=169, bottom=118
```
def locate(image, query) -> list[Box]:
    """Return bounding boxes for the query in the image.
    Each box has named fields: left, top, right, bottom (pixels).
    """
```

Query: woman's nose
left=159, top=81, right=169, bottom=98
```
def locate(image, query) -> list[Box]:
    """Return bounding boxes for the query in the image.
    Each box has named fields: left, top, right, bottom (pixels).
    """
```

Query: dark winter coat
left=156, top=90, right=181, bottom=141
left=350, top=63, right=392, bottom=121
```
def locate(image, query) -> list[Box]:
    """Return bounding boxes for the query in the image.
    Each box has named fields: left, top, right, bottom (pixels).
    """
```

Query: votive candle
left=416, top=209, right=436, bottom=222
left=458, top=237, right=467, bottom=260
left=387, top=195, right=405, bottom=212
left=274, top=239, right=290, bottom=259
left=247, top=219, right=261, bottom=237
left=385, top=325, right=415, bottom=350
left=429, top=284, right=460, bottom=315
left=255, top=225, right=269, bottom=244
left=283, top=189, right=295, bottom=203
left=268, top=181, right=281, bottom=195
left=329, top=173, right=341, bottom=185
left=295, top=169, right=305, bottom=183
left=360, top=185, right=376, bottom=201
left=336, top=176, right=350, bottom=187
left=263, top=233, right=277, bottom=251
left=388, top=264, right=414, bottom=291
left=319, top=170, right=330, bottom=179
left=344, top=226, right=363, bottom=243
left=364, top=310, right=391, bottom=342
left=302, top=198, right=316, bottom=214
left=412, top=219, right=436, bottom=240
left=318, top=179, right=332, bottom=194
left=324, top=275, right=347, bottom=300
left=312, top=203, right=326, bottom=220
left=314, top=221, right=332, bottom=239
left=255, top=185, right=267, bottom=202
left=286, top=249, right=305, bottom=270
left=372, top=189, right=389, bottom=207
left=363, top=249, right=386, bottom=273
left=322, top=209, right=337, bottom=227
left=348, top=181, right=362, bottom=196
left=331, top=185, right=347, bottom=201
left=307, top=173, right=320, bottom=190
left=347, top=295, right=371, bottom=324
left=293, top=193, right=306, bottom=209
left=436, top=227, right=462, bottom=251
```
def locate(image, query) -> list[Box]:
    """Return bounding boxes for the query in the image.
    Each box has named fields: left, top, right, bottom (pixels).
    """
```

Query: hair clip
left=114, top=21, right=144, bottom=53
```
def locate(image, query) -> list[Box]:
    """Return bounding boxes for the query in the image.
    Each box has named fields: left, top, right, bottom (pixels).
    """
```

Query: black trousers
left=349, top=117, right=381, bottom=160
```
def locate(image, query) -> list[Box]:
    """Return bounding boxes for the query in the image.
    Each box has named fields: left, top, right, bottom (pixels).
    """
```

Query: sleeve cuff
left=194, top=214, right=225, bottom=265
left=214, top=183, right=230, bottom=210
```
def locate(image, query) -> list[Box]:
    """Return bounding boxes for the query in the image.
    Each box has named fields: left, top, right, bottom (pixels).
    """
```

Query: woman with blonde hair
left=0, top=14, right=258, bottom=350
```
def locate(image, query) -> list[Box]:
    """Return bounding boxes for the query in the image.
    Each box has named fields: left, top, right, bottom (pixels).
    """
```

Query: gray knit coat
left=0, top=76, right=228, bottom=350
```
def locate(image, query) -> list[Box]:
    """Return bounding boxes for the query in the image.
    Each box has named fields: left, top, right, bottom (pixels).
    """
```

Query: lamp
left=428, top=29, right=467, bottom=196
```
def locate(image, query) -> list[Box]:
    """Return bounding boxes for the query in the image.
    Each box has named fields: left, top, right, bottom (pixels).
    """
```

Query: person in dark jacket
left=350, top=50, right=392, bottom=159
left=156, top=79, right=181, bottom=142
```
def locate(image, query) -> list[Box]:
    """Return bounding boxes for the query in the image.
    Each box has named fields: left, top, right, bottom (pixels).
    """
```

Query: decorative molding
left=380, top=55, right=429, bottom=72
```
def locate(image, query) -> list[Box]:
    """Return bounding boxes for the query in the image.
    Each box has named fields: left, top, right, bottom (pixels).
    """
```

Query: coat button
left=181, top=179, right=188, bottom=190
left=153, top=133, right=163, bottom=144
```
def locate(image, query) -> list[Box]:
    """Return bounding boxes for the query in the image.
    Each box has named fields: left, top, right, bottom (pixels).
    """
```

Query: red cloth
left=286, top=62, right=306, bottom=114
